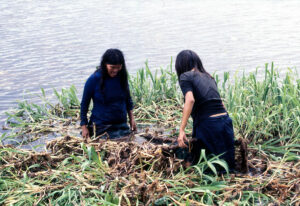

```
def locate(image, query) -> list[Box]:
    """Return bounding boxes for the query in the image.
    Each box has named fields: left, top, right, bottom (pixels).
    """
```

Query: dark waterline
left=1, top=0, right=300, bottom=132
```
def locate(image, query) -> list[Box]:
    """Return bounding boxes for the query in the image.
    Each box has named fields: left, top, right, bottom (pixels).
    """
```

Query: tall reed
left=217, top=63, right=299, bottom=158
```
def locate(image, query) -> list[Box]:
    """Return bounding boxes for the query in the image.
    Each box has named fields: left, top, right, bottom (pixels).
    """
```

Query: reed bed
left=1, top=62, right=299, bottom=205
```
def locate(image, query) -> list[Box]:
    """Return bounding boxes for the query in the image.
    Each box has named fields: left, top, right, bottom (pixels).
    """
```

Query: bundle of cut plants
left=46, top=135, right=185, bottom=177
left=1, top=134, right=299, bottom=205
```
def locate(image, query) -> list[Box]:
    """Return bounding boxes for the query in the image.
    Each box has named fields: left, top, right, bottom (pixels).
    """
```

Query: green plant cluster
left=0, top=62, right=299, bottom=205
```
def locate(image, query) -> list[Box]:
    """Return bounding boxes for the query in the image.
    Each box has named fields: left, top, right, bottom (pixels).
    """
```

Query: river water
left=1, top=0, right=300, bottom=130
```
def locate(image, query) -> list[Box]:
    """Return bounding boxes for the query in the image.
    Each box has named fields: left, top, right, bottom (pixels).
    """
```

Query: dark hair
left=96, top=48, right=129, bottom=92
left=175, top=50, right=211, bottom=79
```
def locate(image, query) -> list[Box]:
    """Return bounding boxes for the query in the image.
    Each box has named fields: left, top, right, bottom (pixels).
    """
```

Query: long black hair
left=175, top=50, right=211, bottom=79
left=96, top=48, right=129, bottom=92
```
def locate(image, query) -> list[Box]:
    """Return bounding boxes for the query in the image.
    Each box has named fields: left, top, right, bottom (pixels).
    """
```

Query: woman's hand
left=81, top=125, right=90, bottom=142
left=130, top=118, right=137, bottom=131
left=178, top=130, right=188, bottom=148
left=128, top=110, right=137, bottom=131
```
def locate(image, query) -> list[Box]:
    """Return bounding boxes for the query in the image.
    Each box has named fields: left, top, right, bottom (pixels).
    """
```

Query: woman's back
left=179, top=70, right=226, bottom=125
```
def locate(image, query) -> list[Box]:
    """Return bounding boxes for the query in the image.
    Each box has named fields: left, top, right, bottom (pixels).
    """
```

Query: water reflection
left=1, top=0, right=300, bottom=129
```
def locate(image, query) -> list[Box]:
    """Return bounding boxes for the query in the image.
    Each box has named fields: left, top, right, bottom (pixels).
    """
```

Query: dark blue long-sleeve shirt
left=80, top=70, right=133, bottom=126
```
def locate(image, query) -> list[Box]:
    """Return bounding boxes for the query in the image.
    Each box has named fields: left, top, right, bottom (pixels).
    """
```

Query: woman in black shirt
left=175, top=50, right=235, bottom=170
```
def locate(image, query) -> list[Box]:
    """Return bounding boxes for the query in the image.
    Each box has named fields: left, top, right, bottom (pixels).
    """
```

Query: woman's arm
left=125, top=86, right=136, bottom=131
left=178, top=91, right=195, bottom=148
left=80, top=76, right=94, bottom=140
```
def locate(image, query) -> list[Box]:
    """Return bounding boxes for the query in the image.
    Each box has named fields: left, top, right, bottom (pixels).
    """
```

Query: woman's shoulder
left=181, top=71, right=215, bottom=85
left=84, top=70, right=101, bottom=88
left=179, top=70, right=194, bottom=81
left=180, top=70, right=208, bottom=81
left=88, top=69, right=102, bottom=81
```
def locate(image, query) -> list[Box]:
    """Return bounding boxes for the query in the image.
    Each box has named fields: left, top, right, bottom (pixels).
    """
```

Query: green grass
left=218, top=63, right=299, bottom=158
left=1, top=61, right=299, bottom=205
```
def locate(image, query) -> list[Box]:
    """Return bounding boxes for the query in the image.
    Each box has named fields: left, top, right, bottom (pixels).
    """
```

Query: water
left=1, top=0, right=300, bottom=130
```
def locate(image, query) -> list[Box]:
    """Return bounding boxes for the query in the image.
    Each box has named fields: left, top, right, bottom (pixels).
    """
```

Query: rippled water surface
left=1, top=0, right=300, bottom=128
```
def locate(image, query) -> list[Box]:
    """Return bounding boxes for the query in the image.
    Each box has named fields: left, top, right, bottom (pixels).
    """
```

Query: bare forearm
left=81, top=125, right=87, bottom=130
left=180, top=91, right=195, bottom=132
left=180, top=101, right=194, bottom=131
left=128, top=110, right=134, bottom=121
left=128, top=110, right=137, bottom=131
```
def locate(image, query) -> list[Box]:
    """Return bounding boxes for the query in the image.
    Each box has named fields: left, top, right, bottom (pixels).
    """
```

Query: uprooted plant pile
left=1, top=133, right=299, bottom=205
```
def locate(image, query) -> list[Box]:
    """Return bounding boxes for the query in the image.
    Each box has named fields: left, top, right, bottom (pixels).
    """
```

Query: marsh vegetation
left=0, top=62, right=299, bottom=205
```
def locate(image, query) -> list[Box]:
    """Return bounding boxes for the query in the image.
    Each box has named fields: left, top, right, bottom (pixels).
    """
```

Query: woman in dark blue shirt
left=175, top=50, right=235, bottom=171
left=80, top=49, right=136, bottom=141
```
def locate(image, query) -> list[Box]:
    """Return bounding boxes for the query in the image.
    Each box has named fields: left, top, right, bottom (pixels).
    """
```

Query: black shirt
left=179, top=70, right=226, bottom=124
